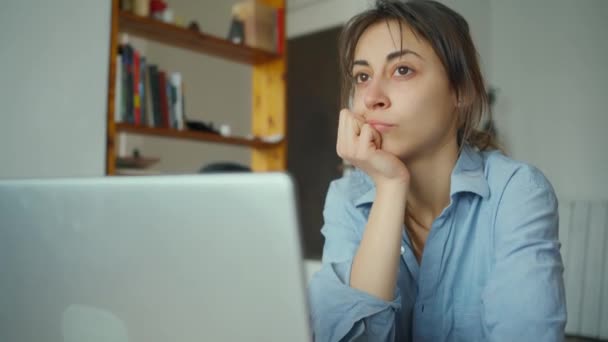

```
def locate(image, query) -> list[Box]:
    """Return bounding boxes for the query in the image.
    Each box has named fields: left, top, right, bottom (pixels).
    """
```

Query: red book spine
left=158, top=71, right=169, bottom=128
left=276, top=7, right=285, bottom=54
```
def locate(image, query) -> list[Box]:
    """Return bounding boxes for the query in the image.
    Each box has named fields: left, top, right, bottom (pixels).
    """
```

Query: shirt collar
left=450, top=144, right=490, bottom=199
left=354, top=144, right=489, bottom=207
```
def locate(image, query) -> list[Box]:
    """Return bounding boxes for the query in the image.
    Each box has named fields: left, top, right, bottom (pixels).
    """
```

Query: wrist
left=375, top=179, right=409, bottom=198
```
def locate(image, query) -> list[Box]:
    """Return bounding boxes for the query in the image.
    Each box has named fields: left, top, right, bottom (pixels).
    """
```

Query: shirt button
left=400, top=246, right=405, bottom=254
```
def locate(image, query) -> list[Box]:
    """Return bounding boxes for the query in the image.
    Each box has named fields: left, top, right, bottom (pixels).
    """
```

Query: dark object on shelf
left=229, top=1, right=246, bottom=45
left=116, top=149, right=160, bottom=169
left=227, top=18, right=245, bottom=45
left=188, top=21, right=201, bottom=32
left=185, top=120, right=220, bottom=134
left=120, top=0, right=134, bottom=12
left=200, top=162, right=251, bottom=173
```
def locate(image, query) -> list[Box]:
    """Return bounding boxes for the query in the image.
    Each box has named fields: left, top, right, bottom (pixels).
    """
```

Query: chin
left=381, top=140, right=416, bottom=160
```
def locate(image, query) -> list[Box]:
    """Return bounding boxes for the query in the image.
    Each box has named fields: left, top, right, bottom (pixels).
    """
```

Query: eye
left=354, top=73, right=370, bottom=84
left=394, top=66, right=413, bottom=77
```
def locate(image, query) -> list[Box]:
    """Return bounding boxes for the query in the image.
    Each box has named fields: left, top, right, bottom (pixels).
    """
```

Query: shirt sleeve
left=482, top=165, right=567, bottom=341
left=308, top=180, right=401, bottom=342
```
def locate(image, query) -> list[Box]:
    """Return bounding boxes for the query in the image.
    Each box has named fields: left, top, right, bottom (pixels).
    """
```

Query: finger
left=352, top=111, right=366, bottom=123
left=370, top=126, right=382, bottom=148
left=352, top=112, right=365, bottom=136
left=357, top=124, right=377, bottom=158
left=342, top=109, right=364, bottom=137
left=338, top=109, right=345, bottom=134
left=344, top=112, right=358, bottom=138
left=343, top=111, right=360, bottom=153
left=338, top=109, right=358, bottom=157
left=360, top=124, right=381, bottom=149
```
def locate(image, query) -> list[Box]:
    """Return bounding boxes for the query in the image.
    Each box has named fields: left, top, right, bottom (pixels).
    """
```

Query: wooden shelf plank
left=115, top=123, right=281, bottom=149
left=118, top=12, right=280, bottom=65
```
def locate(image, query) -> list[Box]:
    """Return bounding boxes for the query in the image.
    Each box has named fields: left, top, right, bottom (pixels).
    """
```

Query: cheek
left=393, top=78, right=455, bottom=123
left=387, top=88, right=433, bottom=124
left=350, top=90, right=365, bottom=111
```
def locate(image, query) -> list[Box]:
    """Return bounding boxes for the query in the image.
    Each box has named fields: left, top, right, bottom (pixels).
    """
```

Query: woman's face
left=351, top=20, right=459, bottom=160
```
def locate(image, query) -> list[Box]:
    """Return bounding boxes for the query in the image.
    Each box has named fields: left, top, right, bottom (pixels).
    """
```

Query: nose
left=363, top=79, right=391, bottom=111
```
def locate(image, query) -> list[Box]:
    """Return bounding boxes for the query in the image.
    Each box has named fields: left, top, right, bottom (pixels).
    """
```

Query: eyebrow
left=353, top=49, right=423, bottom=67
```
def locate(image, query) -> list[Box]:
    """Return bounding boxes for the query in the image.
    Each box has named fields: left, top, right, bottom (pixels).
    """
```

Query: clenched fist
left=336, top=109, right=410, bottom=188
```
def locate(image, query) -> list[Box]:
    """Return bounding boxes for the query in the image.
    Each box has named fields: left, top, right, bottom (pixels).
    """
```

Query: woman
left=308, top=0, right=567, bottom=341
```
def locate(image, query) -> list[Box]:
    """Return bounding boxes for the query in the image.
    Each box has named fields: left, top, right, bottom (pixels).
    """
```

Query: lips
left=366, top=120, right=396, bottom=133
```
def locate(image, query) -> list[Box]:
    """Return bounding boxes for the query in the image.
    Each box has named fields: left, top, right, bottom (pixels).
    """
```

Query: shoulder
left=482, top=149, right=556, bottom=205
left=480, top=150, right=558, bottom=240
left=479, top=152, right=561, bottom=259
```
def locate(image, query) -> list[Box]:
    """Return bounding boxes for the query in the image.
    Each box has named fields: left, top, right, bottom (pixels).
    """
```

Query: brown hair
left=338, top=0, right=500, bottom=151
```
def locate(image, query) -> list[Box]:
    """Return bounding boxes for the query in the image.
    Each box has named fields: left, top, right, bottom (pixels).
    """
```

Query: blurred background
left=0, top=0, right=606, bottom=340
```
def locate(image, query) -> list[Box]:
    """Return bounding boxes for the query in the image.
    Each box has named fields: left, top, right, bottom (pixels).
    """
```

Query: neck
left=403, top=139, right=460, bottom=227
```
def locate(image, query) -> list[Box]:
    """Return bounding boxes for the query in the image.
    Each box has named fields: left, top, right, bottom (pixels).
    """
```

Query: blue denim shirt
left=308, top=145, right=567, bottom=341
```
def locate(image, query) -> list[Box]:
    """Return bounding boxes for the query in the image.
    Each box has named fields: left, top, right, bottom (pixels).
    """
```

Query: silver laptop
left=0, top=173, right=312, bottom=342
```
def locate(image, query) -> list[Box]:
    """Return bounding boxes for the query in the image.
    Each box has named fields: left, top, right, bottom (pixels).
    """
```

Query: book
left=166, top=77, right=175, bottom=128
left=144, top=64, right=155, bottom=127
left=118, top=43, right=128, bottom=123
left=148, top=65, right=161, bottom=127
left=133, top=50, right=141, bottom=125
left=115, top=53, right=123, bottom=123
left=123, top=44, right=134, bottom=124
left=139, top=57, right=147, bottom=126
left=114, top=46, right=186, bottom=129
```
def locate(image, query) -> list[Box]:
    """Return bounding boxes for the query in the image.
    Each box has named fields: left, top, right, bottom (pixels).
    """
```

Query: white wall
left=489, top=0, right=608, bottom=201
left=0, top=0, right=110, bottom=178
left=288, top=0, right=370, bottom=38
left=439, top=0, right=491, bottom=76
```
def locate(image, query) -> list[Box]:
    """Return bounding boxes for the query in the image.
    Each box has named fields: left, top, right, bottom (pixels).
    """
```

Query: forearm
left=350, top=182, right=407, bottom=301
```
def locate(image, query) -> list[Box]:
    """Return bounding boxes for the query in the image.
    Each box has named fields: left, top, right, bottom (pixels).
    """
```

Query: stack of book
left=114, top=40, right=186, bottom=130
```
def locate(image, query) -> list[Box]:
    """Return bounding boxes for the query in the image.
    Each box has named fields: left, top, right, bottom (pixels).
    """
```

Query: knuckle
left=336, top=147, right=342, bottom=157
left=336, top=142, right=344, bottom=156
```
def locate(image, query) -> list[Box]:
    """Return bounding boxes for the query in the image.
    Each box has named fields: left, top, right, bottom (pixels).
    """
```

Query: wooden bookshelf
left=115, top=124, right=282, bottom=149
left=105, top=0, right=286, bottom=175
left=118, top=11, right=279, bottom=65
